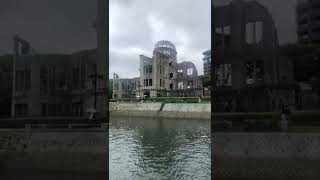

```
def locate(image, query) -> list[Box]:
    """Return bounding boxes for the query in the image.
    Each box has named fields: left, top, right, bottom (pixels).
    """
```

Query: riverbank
left=214, top=132, right=320, bottom=179
left=0, top=128, right=107, bottom=179
left=109, top=102, right=211, bottom=119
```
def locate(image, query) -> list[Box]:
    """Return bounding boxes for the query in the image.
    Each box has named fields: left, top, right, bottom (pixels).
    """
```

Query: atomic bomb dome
left=154, top=40, right=176, bottom=50
left=153, top=40, right=177, bottom=57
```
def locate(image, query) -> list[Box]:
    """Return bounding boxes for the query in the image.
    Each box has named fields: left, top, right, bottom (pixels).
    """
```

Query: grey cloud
left=0, top=0, right=97, bottom=55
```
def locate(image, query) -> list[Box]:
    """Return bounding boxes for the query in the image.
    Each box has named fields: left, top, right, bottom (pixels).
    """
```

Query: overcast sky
left=110, top=0, right=211, bottom=78
left=0, top=0, right=97, bottom=55
left=1, top=0, right=298, bottom=78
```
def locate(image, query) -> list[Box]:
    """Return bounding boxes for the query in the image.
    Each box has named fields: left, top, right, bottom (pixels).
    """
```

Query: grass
left=213, top=110, right=320, bottom=132
left=110, top=96, right=211, bottom=103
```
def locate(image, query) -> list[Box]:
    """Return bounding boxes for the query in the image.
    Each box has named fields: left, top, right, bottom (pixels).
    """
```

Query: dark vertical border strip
left=211, top=0, right=215, bottom=179
left=98, top=0, right=109, bottom=178
left=106, top=0, right=110, bottom=178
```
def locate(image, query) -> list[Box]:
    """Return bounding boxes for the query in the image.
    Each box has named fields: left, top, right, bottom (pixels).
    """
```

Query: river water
left=109, top=116, right=211, bottom=180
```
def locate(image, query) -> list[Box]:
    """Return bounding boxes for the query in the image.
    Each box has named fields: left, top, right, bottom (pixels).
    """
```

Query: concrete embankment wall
left=109, top=102, right=163, bottom=117
left=109, top=102, right=211, bottom=119
left=214, top=133, right=320, bottom=180
left=159, top=103, right=210, bottom=119
left=0, top=129, right=107, bottom=179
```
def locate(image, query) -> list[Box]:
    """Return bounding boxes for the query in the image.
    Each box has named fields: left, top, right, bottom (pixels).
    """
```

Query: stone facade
left=14, top=49, right=103, bottom=117
left=139, top=40, right=202, bottom=98
left=112, top=77, right=139, bottom=99
left=214, top=0, right=296, bottom=112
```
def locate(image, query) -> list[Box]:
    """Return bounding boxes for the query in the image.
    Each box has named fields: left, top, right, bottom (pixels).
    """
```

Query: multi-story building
left=297, top=0, right=320, bottom=44
left=112, top=40, right=202, bottom=99
left=13, top=49, right=101, bottom=117
left=203, top=49, right=212, bottom=75
left=112, top=77, right=139, bottom=99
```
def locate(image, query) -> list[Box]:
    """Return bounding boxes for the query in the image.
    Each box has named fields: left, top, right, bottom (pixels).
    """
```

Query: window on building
left=81, top=63, right=86, bottom=89
left=15, top=104, right=28, bottom=117
left=246, top=22, right=254, bottom=44
left=178, top=69, right=183, bottom=73
left=114, top=83, right=119, bottom=90
left=187, top=68, right=193, bottom=76
left=255, top=21, right=263, bottom=42
left=58, top=72, right=66, bottom=89
left=169, top=73, right=173, bottom=79
left=72, top=67, right=79, bottom=89
left=149, top=79, right=152, bottom=86
left=246, top=21, right=263, bottom=44
left=15, top=71, right=20, bottom=91
left=144, top=65, right=152, bottom=74
left=25, top=70, right=31, bottom=90
left=245, top=60, right=264, bottom=84
left=215, top=26, right=231, bottom=48
left=160, top=79, right=162, bottom=87
left=169, top=61, right=172, bottom=66
left=178, top=82, right=183, bottom=89
left=72, top=103, right=82, bottom=117
left=48, top=66, right=56, bottom=93
left=160, top=65, right=162, bottom=74
left=187, top=81, right=193, bottom=89
left=41, top=103, right=47, bottom=116
left=40, top=66, right=48, bottom=95
left=215, top=64, right=232, bottom=86
left=170, top=83, right=173, bottom=90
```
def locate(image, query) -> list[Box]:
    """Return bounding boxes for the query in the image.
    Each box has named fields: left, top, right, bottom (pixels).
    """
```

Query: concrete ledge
left=0, top=131, right=107, bottom=175
left=110, top=111, right=159, bottom=118
left=109, top=102, right=211, bottom=119
left=214, top=133, right=320, bottom=179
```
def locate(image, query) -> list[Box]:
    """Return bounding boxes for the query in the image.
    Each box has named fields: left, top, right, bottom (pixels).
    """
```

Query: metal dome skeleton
left=154, top=40, right=176, bottom=51
left=153, top=40, right=177, bottom=57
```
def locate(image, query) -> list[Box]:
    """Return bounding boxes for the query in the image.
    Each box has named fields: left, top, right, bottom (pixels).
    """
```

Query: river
left=109, top=116, right=211, bottom=180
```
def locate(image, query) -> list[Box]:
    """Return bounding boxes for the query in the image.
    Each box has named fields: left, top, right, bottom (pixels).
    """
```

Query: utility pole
left=11, top=35, right=19, bottom=118
left=94, top=64, right=97, bottom=110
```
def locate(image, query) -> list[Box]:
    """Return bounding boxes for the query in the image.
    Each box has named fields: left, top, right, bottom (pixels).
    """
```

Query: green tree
left=198, top=75, right=211, bottom=88
left=108, top=79, right=113, bottom=99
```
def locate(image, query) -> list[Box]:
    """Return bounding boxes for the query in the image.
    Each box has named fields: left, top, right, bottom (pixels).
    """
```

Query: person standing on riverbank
left=280, top=104, right=291, bottom=131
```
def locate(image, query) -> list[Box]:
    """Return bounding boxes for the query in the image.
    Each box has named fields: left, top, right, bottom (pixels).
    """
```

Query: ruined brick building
left=214, top=0, right=296, bottom=112
left=113, top=40, right=202, bottom=99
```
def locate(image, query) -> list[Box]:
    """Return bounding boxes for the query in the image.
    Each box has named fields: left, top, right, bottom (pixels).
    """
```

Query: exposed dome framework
left=154, top=40, right=176, bottom=51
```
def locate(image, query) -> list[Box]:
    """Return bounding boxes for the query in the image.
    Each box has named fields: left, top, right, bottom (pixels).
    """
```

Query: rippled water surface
left=109, top=116, right=211, bottom=180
